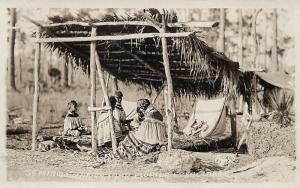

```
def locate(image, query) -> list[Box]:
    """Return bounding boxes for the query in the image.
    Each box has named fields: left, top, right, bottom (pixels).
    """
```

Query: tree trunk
left=237, top=9, right=244, bottom=114
left=61, top=55, right=68, bottom=87
left=48, top=50, right=53, bottom=87
left=8, top=8, right=17, bottom=90
left=61, top=8, right=69, bottom=86
left=17, top=56, right=22, bottom=87
left=238, top=9, right=243, bottom=66
left=219, top=9, right=225, bottom=53
left=271, top=9, right=278, bottom=72
left=251, top=9, right=262, bottom=68
left=264, top=12, right=268, bottom=70
left=68, top=58, right=73, bottom=86
left=42, top=47, right=49, bottom=85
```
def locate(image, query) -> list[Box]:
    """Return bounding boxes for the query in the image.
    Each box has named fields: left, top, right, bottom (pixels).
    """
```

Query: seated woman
left=62, top=100, right=86, bottom=137
left=116, top=99, right=167, bottom=159
left=97, top=95, right=127, bottom=147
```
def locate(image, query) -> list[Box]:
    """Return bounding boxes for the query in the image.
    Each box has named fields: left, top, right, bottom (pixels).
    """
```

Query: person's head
left=114, top=90, right=123, bottom=104
left=103, top=96, right=117, bottom=109
left=68, top=100, right=78, bottom=112
left=137, top=99, right=151, bottom=112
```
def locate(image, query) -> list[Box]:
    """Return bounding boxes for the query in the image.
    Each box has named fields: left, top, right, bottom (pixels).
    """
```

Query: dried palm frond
left=37, top=8, right=241, bottom=97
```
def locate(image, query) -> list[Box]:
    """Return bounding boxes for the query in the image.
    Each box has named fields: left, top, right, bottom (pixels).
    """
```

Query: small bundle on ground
left=156, top=149, right=223, bottom=174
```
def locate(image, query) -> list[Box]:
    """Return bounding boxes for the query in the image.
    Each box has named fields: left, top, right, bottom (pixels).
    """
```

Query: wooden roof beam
left=169, top=21, right=219, bottom=28
left=130, top=77, right=162, bottom=82
left=41, top=20, right=218, bottom=29
left=42, top=21, right=161, bottom=31
left=32, top=32, right=194, bottom=43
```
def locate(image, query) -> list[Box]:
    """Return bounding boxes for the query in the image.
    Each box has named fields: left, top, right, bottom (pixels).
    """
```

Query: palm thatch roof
left=37, top=9, right=241, bottom=97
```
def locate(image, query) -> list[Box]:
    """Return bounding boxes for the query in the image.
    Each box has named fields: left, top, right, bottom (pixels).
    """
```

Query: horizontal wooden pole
left=42, top=21, right=161, bottom=31
left=239, top=68, right=265, bottom=72
left=169, top=21, right=219, bottom=28
left=31, top=32, right=194, bottom=43
left=88, top=106, right=111, bottom=112
left=130, top=77, right=162, bottom=82
left=42, top=21, right=218, bottom=29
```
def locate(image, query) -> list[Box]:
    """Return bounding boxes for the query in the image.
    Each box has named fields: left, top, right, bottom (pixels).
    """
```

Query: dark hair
left=114, top=90, right=123, bottom=98
left=68, top=100, right=78, bottom=108
left=103, top=96, right=117, bottom=108
left=137, top=99, right=150, bottom=110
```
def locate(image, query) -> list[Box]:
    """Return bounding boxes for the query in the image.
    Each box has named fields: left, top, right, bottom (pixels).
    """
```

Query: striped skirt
left=63, top=116, right=84, bottom=131
left=133, top=118, right=167, bottom=145
left=97, top=118, right=122, bottom=146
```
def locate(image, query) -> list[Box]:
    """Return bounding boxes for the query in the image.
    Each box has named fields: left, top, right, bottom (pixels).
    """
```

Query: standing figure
left=97, top=92, right=127, bottom=147
left=113, top=90, right=128, bottom=131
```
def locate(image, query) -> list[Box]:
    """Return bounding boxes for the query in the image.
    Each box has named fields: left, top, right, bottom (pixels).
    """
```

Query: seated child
left=62, top=100, right=86, bottom=137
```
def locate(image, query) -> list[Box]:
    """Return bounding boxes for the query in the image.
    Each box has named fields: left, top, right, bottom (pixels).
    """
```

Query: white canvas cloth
left=183, top=97, right=227, bottom=138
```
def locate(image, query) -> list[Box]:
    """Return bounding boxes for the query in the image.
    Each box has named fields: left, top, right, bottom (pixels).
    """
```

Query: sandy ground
left=6, top=148, right=296, bottom=182
left=6, top=90, right=296, bottom=183
left=5, top=116, right=296, bottom=183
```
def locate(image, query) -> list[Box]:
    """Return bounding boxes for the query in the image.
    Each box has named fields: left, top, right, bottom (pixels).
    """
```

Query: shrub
left=266, top=88, right=294, bottom=127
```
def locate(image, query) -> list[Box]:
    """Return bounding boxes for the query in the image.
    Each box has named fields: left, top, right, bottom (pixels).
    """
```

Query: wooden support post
left=161, top=11, right=175, bottom=151
left=101, top=73, right=110, bottom=106
left=238, top=95, right=244, bottom=114
left=90, top=27, right=97, bottom=152
left=95, top=52, right=118, bottom=154
left=151, top=82, right=165, bottom=104
left=237, top=116, right=253, bottom=150
left=229, top=97, right=237, bottom=149
left=31, top=28, right=41, bottom=151
left=253, top=73, right=258, bottom=113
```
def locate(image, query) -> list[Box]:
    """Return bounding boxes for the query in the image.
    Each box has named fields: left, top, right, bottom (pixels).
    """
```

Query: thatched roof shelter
left=37, top=9, right=241, bottom=97
left=27, top=9, right=242, bottom=152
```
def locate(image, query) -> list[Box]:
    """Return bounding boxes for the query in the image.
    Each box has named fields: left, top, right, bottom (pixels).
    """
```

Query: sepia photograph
left=1, top=2, right=297, bottom=184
